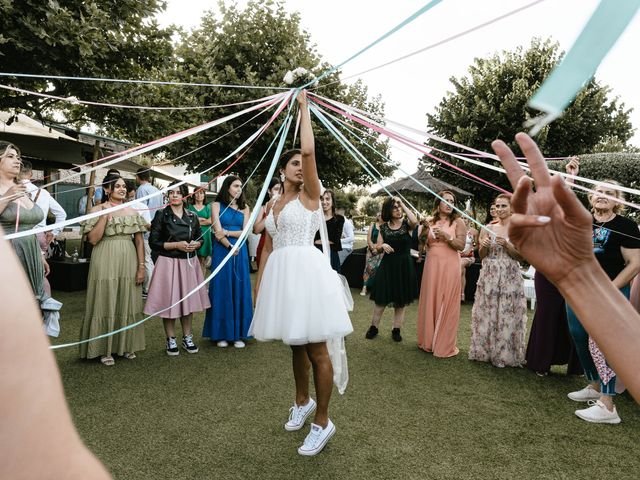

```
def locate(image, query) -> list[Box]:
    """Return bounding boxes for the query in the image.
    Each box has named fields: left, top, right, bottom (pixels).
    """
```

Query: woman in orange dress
left=417, top=191, right=467, bottom=357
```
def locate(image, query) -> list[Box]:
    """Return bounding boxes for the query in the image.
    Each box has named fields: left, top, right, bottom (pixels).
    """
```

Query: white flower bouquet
left=283, top=67, right=317, bottom=87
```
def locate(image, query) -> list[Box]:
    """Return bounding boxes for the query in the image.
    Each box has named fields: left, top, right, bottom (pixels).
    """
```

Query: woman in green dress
left=0, top=141, right=49, bottom=302
left=80, top=174, right=147, bottom=366
left=186, top=186, right=212, bottom=273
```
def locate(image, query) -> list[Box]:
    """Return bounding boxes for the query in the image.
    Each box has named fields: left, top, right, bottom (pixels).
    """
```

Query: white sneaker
left=284, top=398, right=317, bottom=431
left=567, top=385, right=601, bottom=402
left=298, top=420, right=336, bottom=456
left=575, top=400, right=621, bottom=424
left=234, top=340, right=246, bottom=349
left=217, top=340, right=229, bottom=348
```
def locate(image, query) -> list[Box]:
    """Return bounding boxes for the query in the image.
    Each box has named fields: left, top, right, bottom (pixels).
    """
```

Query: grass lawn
left=52, top=279, right=639, bottom=480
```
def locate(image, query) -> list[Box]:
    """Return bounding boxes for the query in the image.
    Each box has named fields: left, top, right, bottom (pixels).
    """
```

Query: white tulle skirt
left=249, top=245, right=353, bottom=345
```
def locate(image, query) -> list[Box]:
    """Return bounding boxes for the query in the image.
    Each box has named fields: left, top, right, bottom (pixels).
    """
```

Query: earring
left=280, top=173, right=285, bottom=182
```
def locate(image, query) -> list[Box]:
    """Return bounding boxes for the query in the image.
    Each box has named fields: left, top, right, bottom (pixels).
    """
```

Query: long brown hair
left=430, top=190, right=459, bottom=226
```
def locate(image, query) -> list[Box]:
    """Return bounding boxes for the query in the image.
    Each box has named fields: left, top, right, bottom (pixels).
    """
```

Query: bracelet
left=138, top=262, right=145, bottom=266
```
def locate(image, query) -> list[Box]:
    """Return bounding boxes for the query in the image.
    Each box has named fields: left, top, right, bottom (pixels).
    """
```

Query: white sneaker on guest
left=298, top=420, right=336, bottom=456
left=234, top=340, right=245, bottom=349
left=217, top=340, right=229, bottom=348
left=575, top=400, right=621, bottom=424
left=567, top=385, right=601, bottom=402
left=284, top=398, right=316, bottom=431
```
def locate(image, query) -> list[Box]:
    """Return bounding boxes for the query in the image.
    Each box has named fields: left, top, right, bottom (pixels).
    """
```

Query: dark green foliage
left=548, top=152, right=640, bottom=219
left=0, top=0, right=391, bottom=187
left=172, top=1, right=391, bottom=187
left=0, top=0, right=176, bottom=132
left=424, top=38, right=635, bottom=207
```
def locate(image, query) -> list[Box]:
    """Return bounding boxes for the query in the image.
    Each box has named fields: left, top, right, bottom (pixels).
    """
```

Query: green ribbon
left=527, top=0, right=640, bottom=134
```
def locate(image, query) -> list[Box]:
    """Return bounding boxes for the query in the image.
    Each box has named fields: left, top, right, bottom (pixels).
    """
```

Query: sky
left=158, top=0, right=640, bottom=185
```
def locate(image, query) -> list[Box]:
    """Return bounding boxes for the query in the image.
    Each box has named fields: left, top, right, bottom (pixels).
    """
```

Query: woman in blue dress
left=203, top=175, right=253, bottom=348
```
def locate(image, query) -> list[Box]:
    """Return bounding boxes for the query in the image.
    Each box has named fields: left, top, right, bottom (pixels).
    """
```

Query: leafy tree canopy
left=172, top=0, right=391, bottom=187
left=0, top=0, right=392, bottom=188
left=423, top=38, right=635, bottom=207
left=0, top=0, right=175, bottom=130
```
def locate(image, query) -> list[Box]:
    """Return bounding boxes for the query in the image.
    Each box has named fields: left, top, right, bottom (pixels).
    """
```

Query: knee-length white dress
left=249, top=197, right=353, bottom=345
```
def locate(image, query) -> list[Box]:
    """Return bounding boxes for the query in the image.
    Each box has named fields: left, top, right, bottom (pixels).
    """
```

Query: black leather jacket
left=149, top=205, right=203, bottom=259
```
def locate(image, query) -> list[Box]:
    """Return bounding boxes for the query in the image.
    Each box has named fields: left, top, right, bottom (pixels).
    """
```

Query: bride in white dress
left=250, top=91, right=353, bottom=456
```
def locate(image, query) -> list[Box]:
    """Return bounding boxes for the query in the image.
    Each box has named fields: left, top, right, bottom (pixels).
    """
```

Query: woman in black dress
left=314, top=189, right=344, bottom=272
left=365, top=196, right=419, bottom=342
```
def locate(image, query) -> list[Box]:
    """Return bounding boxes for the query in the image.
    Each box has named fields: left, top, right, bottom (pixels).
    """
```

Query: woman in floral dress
left=469, top=193, right=527, bottom=367
left=360, top=213, right=383, bottom=296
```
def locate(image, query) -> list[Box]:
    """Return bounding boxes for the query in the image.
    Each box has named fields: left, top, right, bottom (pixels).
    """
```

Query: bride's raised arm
left=297, top=91, right=321, bottom=202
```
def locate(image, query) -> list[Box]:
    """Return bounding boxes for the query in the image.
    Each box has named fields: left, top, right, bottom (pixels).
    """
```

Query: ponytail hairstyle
left=277, top=148, right=302, bottom=192
left=101, top=173, right=123, bottom=203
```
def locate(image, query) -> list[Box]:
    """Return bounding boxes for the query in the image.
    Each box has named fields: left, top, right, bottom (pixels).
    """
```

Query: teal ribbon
left=50, top=101, right=295, bottom=350
left=308, top=104, right=418, bottom=212
left=309, top=101, right=493, bottom=236
left=306, top=0, right=444, bottom=87
left=528, top=0, right=640, bottom=134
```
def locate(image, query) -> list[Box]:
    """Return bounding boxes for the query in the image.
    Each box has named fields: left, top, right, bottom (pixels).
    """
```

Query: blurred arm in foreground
left=492, top=133, right=640, bottom=402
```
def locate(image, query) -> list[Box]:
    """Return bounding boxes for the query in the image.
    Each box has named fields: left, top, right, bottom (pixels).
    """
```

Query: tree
left=171, top=0, right=392, bottom=188
left=357, top=196, right=382, bottom=217
left=423, top=38, right=635, bottom=207
left=0, top=0, right=178, bottom=136
left=0, top=1, right=391, bottom=187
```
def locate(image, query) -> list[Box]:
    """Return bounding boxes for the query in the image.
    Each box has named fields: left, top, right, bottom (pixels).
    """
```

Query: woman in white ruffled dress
left=249, top=91, right=353, bottom=456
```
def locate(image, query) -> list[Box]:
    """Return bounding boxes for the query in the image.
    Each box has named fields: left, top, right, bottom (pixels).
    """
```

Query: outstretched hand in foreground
left=492, top=132, right=640, bottom=403
left=492, top=133, right=595, bottom=288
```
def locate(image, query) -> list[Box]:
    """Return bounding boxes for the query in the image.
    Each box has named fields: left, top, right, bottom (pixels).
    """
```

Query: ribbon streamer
left=0, top=72, right=289, bottom=90
left=310, top=103, right=495, bottom=236
left=50, top=110, right=295, bottom=350
left=4, top=92, right=295, bottom=240
left=0, top=83, right=279, bottom=111
left=311, top=92, right=640, bottom=198
left=306, top=0, right=443, bottom=87
left=527, top=0, right=640, bottom=134
left=315, top=0, right=546, bottom=90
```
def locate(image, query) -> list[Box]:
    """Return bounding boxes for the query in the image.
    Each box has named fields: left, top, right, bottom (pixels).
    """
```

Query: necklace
left=594, top=212, right=615, bottom=224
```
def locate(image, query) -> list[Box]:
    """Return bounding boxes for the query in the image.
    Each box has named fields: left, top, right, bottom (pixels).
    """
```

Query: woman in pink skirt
left=145, top=181, right=211, bottom=355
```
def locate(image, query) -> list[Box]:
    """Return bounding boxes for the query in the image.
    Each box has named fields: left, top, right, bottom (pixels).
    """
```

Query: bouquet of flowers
left=283, top=67, right=317, bottom=88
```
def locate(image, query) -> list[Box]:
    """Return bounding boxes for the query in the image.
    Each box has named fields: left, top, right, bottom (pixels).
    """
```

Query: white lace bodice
left=265, top=198, right=321, bottom=250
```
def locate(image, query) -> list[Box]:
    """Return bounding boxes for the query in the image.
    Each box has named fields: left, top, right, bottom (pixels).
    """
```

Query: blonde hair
left=589, top=179, right=626, bottom=215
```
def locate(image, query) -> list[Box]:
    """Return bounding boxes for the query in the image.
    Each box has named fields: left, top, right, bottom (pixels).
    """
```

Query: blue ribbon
left=527, top=0, right=640, bottom=134
left=306, top=0, right=444, bottom=87
left=50, top=95, right=296, bottom=350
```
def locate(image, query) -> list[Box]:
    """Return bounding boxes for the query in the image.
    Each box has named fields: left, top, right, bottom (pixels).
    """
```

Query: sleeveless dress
left=0, top=202, right=47, bottom=302
left=249, top=198, right=353, bottom=345
left=186, top=203, right=212, bottom=258
left=417, top=222, right=462, bottom=357
left=79, top=215, right=147, bottom=359
left=369, top=220, right=418, bottom=307
left=469, top=227, right=527, bottom=367
left=203, top=203, right=253, bottom=341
